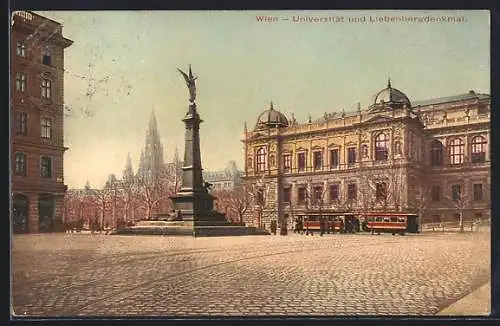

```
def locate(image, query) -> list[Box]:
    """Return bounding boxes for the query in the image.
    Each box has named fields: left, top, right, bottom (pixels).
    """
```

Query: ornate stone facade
left=242, top=82, right=490, bottom=229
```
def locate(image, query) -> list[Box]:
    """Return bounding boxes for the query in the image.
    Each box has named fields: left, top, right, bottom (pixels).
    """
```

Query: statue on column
left=177, top=64, right=198, bottom=103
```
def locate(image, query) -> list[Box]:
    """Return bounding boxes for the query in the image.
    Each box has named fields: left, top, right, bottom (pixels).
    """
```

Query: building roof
left=255, top=102, right=289, bottom=130
left=412, top=91, right=490, bottom=107
left=372, top=79, right=412, bottom=107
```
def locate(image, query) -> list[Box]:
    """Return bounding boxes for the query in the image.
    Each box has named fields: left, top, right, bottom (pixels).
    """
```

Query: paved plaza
left=11, top=229, right=490, bottom=317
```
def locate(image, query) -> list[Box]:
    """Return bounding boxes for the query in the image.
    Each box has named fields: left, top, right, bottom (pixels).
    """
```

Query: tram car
left=360, top=213, right=419, bottom=235
left=298, top=212, right=358, bottom=234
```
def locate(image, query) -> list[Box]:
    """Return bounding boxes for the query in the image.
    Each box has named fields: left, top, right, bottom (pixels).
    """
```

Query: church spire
left=139, top=108, right=165, bottom=179
left=148, top=109, right=159, bottom=139
left=387, top=78, right=392, bottom=89
left=123, top=152, right=134, bottom=181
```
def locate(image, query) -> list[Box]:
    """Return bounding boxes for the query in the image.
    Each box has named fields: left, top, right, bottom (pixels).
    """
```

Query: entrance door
left=38, top=194, right=55, bottom=233
left=13, top=194, right=29, bottom=233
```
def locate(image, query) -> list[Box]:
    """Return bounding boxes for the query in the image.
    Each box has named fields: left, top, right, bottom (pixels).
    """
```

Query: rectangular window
left=375, top=182, right=387, bottom=201
left=298, top=187, right=306, bottom=203
left=330, top=149, right=339, bottom=168
left=283, top=187, right=291, bottom=203
left=473, top=184, right=483, bottom=201
left=451, top=184, right=461, bottom=202
left=431, top=186, right=440, bottom=202
left=16, top=42, right=26, bottom=57
left=313, top=186, right=323, bottom=204
left=313, top=151, right=323, bottom=170
left=347, top=147, right=356, bottom=164
left=329, top=184, right=339, bottom=201
left=41, top=79, right=52, bottom=99
left=40, top=156, right=52, bottom=178
left=15, top=152, right=26, bottom=176
left=283, top=154, right=291, bottom=173
left=41, top=117, right=52, bottom=139
left=16, top=72, right=26, bottom=92
left=16, top=112, right=27, bottom=135
left=347, top=183, right=357, bottom=200
left=297, top=153, right=306, bottom=172
left=42, top=49, right=52, bottom=65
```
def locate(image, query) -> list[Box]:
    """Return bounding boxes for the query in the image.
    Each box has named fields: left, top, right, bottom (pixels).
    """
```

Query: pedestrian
left=270, top=220, right=277, bottom=235
left=319, top=217, right=325, bottom=236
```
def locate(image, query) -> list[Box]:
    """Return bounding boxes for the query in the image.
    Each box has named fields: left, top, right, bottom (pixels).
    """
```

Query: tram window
left=398, top=218, right=406, bottom=222
left=390, top=217, right=398, bottom=222
left=375, top=217, right=383, bottom=222
left=367, top=217, right=373, bottom=222
left=383, top=218, right=390, bottom=222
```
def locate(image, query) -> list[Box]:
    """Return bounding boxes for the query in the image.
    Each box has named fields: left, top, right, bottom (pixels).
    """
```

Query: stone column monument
left=170, top=65, right=224, bottom=223
left=115, top=65, right=269, bottom=237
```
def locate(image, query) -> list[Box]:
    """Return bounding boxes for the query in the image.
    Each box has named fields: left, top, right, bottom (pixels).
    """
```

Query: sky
left=34, top=10, right=490, bottom=189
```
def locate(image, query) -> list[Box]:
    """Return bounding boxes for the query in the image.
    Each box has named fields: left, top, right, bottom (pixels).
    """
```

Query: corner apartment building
left=11, top=11, right=73, bottom=233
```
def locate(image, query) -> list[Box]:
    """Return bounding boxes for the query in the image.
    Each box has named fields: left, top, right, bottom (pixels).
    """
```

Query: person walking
left=270, top=220, right=277, bottom=235
left=319, top=217, right=325, bottom=236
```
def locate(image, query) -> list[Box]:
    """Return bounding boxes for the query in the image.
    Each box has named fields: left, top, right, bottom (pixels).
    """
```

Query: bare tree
left=413, top=187, right=430, bottom=232
left=104, top=174, right=119, bottom=228
left=212, top=189, right=233, bottom=221
left=136, top=169, right=172, bottom=220
left=247, top=174, right=273, bottom=228
left=445, top=183, right=470, bottom=232
left=229, top=184, right=252, bottom=224
left=92, top=186, right=110, bottom=229
left=122, top=153, right=138, bottom=223
left=357, top=173, right=377, bottom=213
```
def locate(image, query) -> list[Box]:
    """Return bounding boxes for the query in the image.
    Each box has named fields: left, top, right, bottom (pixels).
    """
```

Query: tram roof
left=361, top=212, right=417, bottom=216
left=296, top=211, right=356, bottom=216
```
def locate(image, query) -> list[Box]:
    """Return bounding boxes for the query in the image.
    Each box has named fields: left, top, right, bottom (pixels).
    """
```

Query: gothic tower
left=137, top=110, right=165, bottom=180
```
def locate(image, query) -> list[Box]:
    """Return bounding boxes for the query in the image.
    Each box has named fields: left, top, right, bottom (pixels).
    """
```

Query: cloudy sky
left=34, top=10, right=490, bottom=189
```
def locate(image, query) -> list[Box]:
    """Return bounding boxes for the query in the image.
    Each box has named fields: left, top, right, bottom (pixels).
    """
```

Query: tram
left=360, top=212, right=419, bottom=235
left=296, top=211, right=358, bottom=234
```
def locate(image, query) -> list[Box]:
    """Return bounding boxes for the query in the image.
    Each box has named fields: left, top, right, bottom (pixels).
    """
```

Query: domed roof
left=373, top=79, right=411, bottom=107
left=255, top=102, right=289, bottom=129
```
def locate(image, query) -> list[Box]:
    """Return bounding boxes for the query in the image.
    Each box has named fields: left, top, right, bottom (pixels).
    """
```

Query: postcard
left=10, top=10, right=490, bottom=318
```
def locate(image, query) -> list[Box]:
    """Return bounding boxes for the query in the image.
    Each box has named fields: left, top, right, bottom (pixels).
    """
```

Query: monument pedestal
left=114, top=219, right=269, bottom=237
left=116, top=190, right=270, bottom=237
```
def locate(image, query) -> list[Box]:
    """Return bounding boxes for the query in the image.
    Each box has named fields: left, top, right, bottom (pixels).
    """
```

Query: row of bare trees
left=63, top=164, right=181, bottom=228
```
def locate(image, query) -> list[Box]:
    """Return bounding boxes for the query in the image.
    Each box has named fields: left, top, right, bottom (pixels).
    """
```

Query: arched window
left=256, top=147, right=267, bottom=172
left=430, top=140, right=443, bottom=166
left=247, top=157, right=253, bottom=170
left=471, top=136, right=487, bottom=163
left=375, top=133, right=389, bottom=161
left=449, top=138, right=464, bottom=164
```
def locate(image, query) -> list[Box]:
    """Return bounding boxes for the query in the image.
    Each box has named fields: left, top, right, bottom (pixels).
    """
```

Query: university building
left=242, top=81, right=490, bottom=229
left=11, top=11, right=73, bottom=233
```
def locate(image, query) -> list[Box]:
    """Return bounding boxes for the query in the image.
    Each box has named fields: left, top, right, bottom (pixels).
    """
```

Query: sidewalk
left=436, top=281, right=490, bottom=316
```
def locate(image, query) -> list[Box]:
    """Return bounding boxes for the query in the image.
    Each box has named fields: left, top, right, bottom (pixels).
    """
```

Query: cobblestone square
left=11, top=230, right=490, bottom=317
